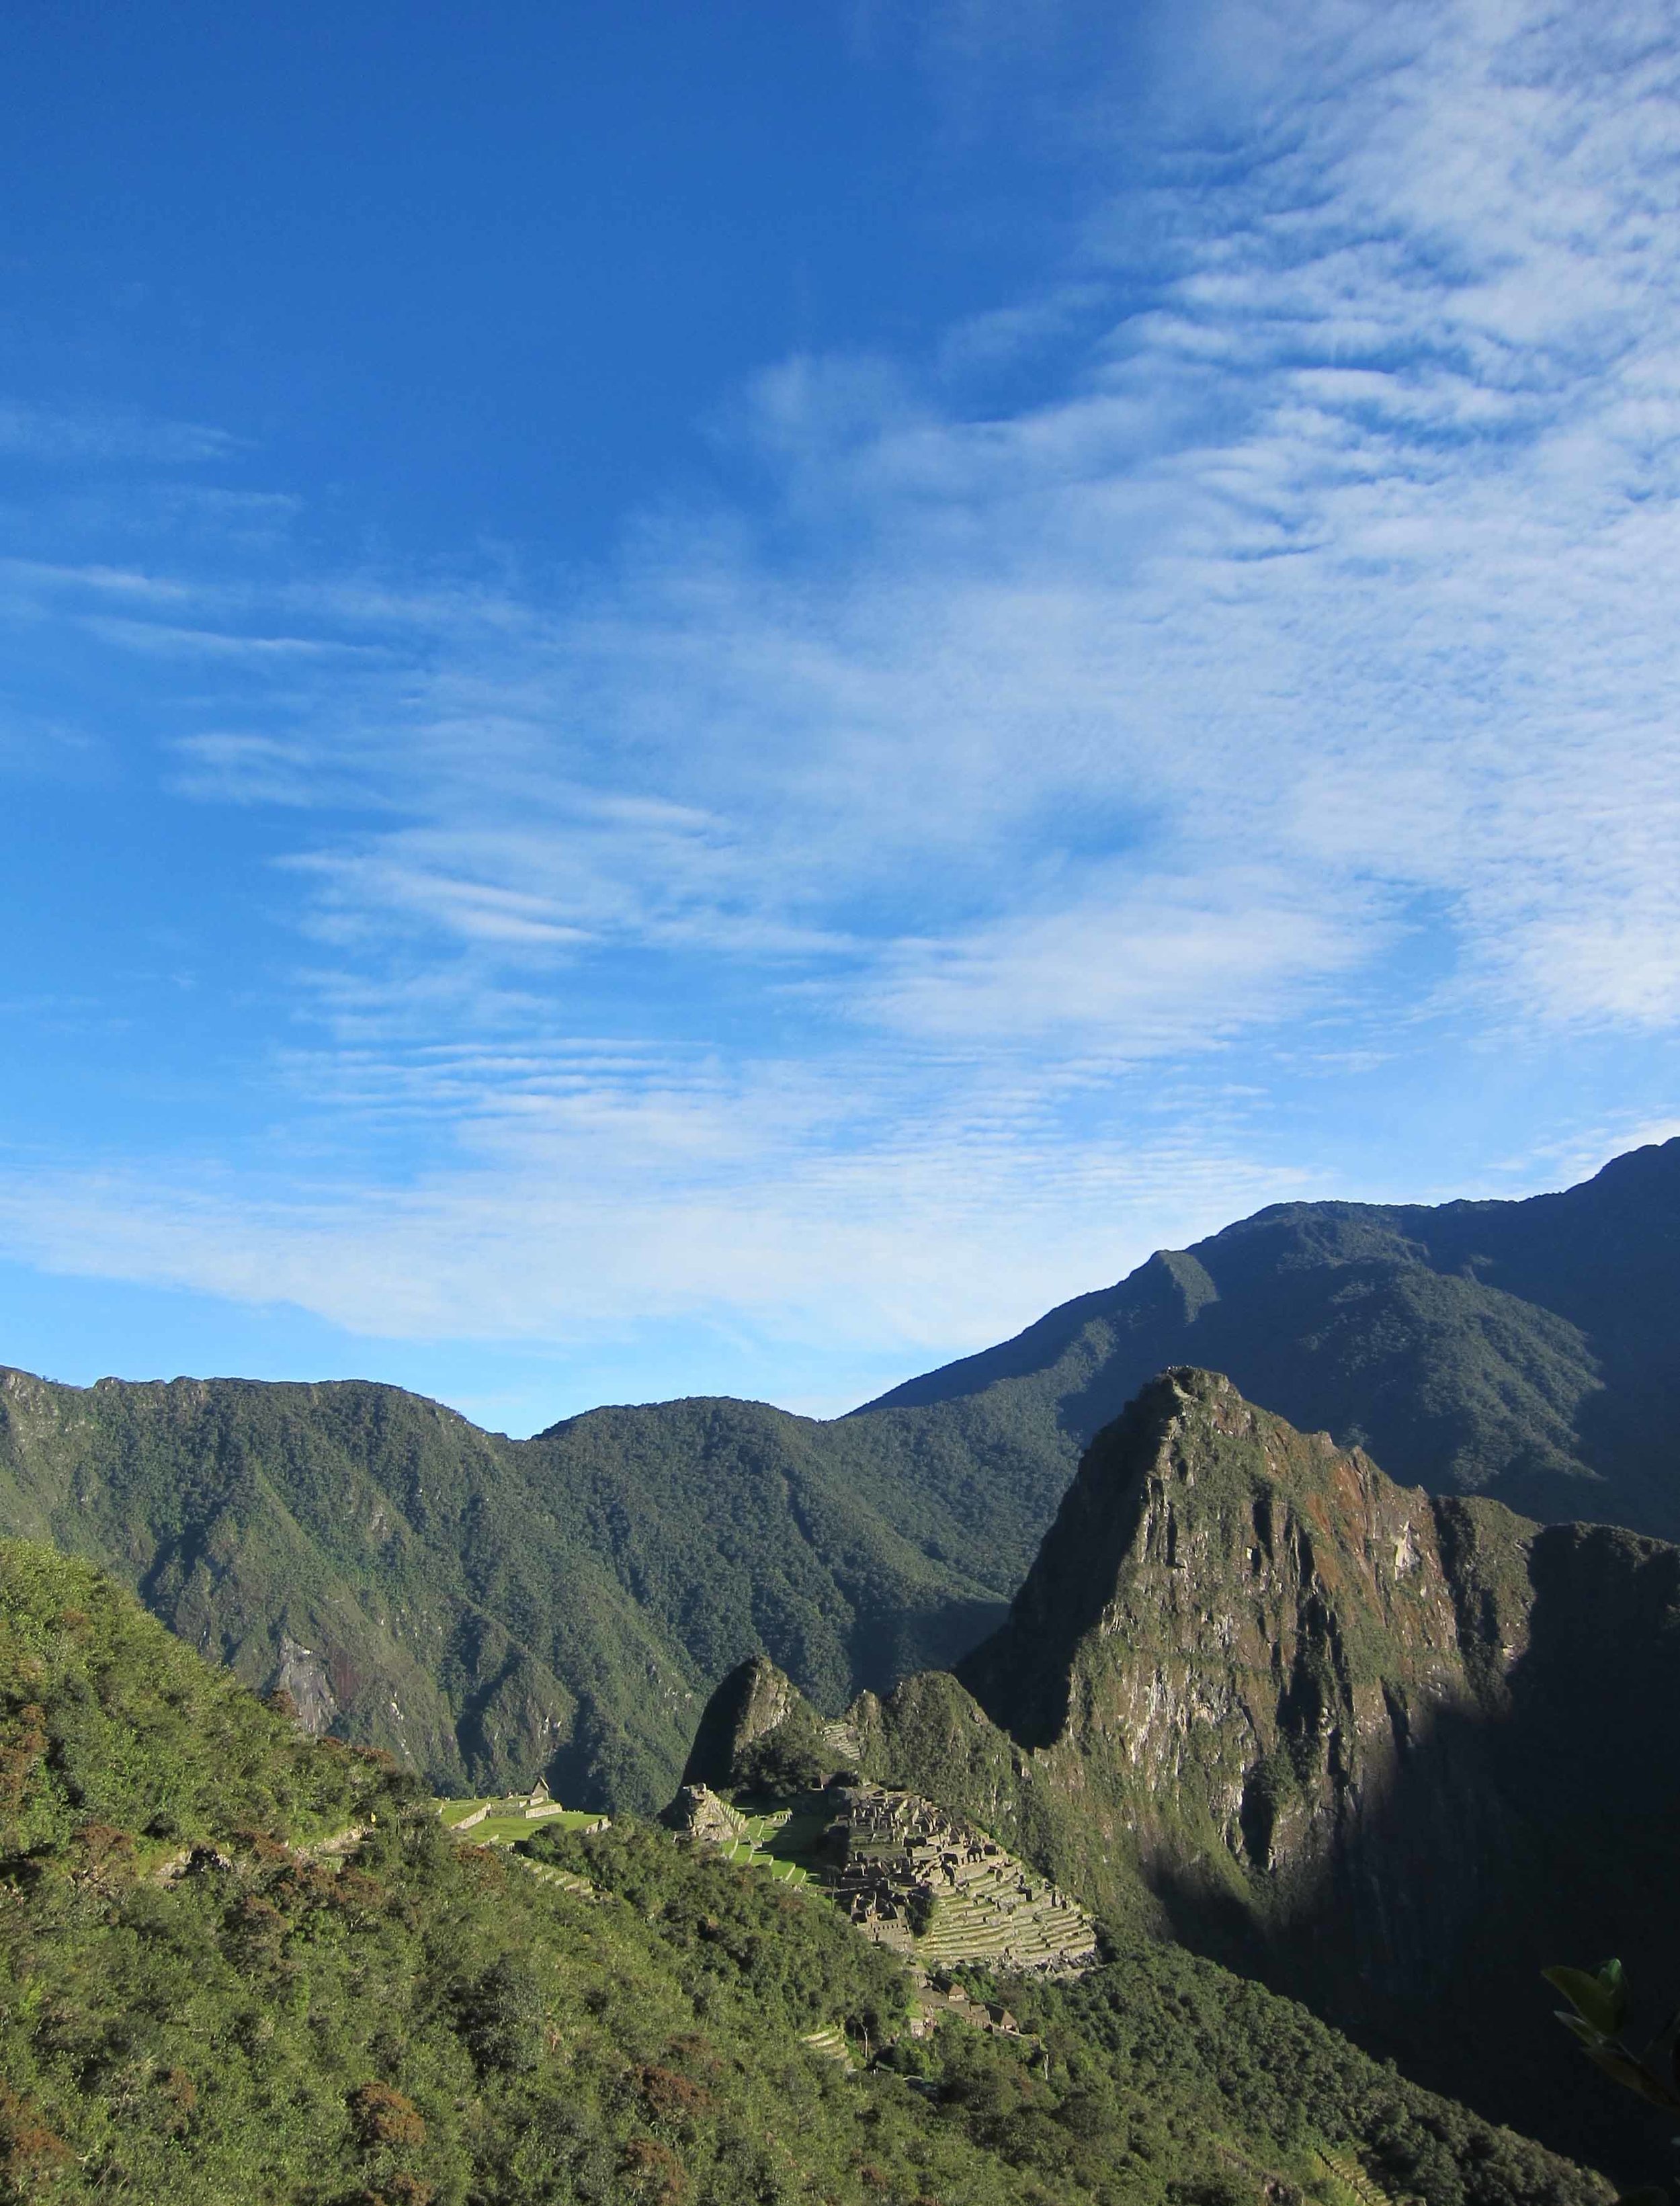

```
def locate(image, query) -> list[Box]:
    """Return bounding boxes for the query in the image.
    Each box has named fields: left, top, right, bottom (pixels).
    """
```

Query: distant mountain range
left=864, top=1134, right=1680, bottom=1538
left=6, top=1137, right=1680, bottom=2191
left=1, top=1136, right=1675, bottom=1812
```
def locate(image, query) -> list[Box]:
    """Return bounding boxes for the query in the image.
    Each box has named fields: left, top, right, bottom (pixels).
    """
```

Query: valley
left=9, top=5, right=1668, bottom=2195
left=0, top=1537, right=1610, bottom=2204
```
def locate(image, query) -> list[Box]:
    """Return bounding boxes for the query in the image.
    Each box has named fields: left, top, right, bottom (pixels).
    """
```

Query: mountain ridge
left=2, top=1137, right=1675, bottom=1813
left=860, top=1136, right=1680, bottom=1537
left=0, top=1531, right=1608, bottom=2206
left=0, top=1365, right=1012, bottom=1812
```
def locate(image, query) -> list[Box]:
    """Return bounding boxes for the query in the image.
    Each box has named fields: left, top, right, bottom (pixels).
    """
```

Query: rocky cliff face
left=681, top=1369, right=1680, bottom=2171
left=681, top=1654, right=806, bottom=1786
left=955, top=1370, right=1538, bottom=1984
left=948, top=1371, right=1680, bottom=2166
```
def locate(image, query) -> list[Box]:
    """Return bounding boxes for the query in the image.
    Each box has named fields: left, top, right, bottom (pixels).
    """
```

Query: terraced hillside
left=911, top=1840, right=1097, bottom=1976
left=666, top=1775, right=1098, bottom=1974
left=0, top=1531, right=1618, bottom=2205
left=689, top=1374, right=1680, bottom=2178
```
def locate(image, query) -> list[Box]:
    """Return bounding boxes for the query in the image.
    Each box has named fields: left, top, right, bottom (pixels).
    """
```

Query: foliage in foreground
left=0, top=1536, right=1609, bottom=2205
left=1544, top=1959, right=1680, bottom=2203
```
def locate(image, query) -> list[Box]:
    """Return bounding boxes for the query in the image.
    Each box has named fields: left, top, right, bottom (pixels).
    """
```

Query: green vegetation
left=864, top=1136, right=1680, bottom=1541
left=525, top=1824, right=1605, bottom=2206
left=1542, top=1961, right=1677, bottom=2114
left=0, top=1371, right=1017, bottom=1815
left=1, top=1144, right=1677, bottom=2191
left=436, top=1797, right=606, bottom=1846
left=0, top=1537, right=388, bottom=1861
left=0, top=1533, right=1609, bottom=2205
left=709, top=1807, right=822, bottom=1885
left=1004, top=1943, right=1610, bottom=2206
left=1543, top=1959, right=1680, bottom=2202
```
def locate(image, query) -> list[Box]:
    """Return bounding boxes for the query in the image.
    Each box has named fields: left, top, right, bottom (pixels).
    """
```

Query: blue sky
left=4, top=0, right=1679, bottom=1435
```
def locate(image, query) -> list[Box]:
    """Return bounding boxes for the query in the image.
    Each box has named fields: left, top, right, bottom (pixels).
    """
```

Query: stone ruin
left=814, top=1784, right=1097, bottom=1976
left=821, top=1784, right=996, bottom=1930
left=444, top=1781, right=604, bottom=1836
left=663, top=1783, right=747, bottom=1846
left=667, top=1774, right=1097, bottom=1978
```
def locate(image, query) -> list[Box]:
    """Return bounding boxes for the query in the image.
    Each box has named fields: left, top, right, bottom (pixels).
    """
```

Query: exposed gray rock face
left=661, top=1783, right=745, bottom=1844
left=677, top=1369, right=1680, bottom=2173
left=276, top=1632, right=338, bottom=1734
left=956, top=1367, right=1529, bottom=1982
left=681, top=1654, right=803, bottom=1787
left=932, top=1371, right=1680, bottom=2170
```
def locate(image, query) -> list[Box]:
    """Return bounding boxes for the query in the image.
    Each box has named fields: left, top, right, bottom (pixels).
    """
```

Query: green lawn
left=435, top=1796, right=608, bottom=1845
left=718, top=1838, right=810, bottom=1883
left=437, top=1793, right=825, bottom=1880
left=714, top=1806, right=833, bottom=1885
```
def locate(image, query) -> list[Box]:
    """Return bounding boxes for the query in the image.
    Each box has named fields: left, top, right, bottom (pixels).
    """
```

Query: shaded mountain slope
left=691, top=1371, right=1680, bottom=2176
left=862, top=1137, right=1680, bottom=1541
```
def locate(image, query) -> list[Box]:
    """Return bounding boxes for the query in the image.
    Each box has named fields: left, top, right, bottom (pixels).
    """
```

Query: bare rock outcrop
left=661, top=1782, right=746, bottom=1844
left=680, top=1654, right=806, bottom=1788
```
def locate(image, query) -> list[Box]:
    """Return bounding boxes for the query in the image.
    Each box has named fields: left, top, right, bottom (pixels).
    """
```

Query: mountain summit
left=2, top=1139, right=1675, bottom=1813
left=955, top=1367, right=1538, bottom=1933
left=692, top=1366, right=1680, bottom=2169
left=862, top=1137, right=1680, bottom=1539
left=949, top=1365, right=1680, bottom=2163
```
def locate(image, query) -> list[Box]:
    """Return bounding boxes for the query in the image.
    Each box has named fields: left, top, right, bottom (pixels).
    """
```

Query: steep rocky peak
left=959, top=1367, right=1502, bottom=1760
left=680, top=1653, right=801, bottom=1787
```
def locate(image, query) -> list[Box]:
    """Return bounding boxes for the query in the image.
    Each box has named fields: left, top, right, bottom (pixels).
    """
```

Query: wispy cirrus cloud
left=0, top=1085, right=1315, bottom=1364
left=0, top=399, right=239, bottom=466
left=3, top=0, right=1679, bottom=1406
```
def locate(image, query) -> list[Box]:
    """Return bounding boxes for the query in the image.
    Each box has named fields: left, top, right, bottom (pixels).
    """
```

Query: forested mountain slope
left=864, top=1137, right=1680, bottom=1540
left=0, top=1371, right=1010, bottom=1812
left=0, top=1536, right=1611, bottom=2206
left=702, top=1369, right=1680, bottom=2176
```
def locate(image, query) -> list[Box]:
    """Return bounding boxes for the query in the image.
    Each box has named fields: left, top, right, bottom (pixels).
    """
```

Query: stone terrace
left=669, top=1779, right=1098, bottom=1976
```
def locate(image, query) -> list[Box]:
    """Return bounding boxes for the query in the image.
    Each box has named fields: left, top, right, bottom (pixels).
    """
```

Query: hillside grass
left=0, top=1533, right=1611, bottom=2206
left=435, top=1797, right=605, bottom=1845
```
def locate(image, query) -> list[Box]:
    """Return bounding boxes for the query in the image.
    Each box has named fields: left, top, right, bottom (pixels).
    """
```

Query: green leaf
left=1599, top=1957, right=1630, bottom=2031
left=1581, top=2043, right=1650, bottom=2090
left=1544, top=1964, right=1626, bottom=2035
left=1581, top=2042, right=1680, bottom=2110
